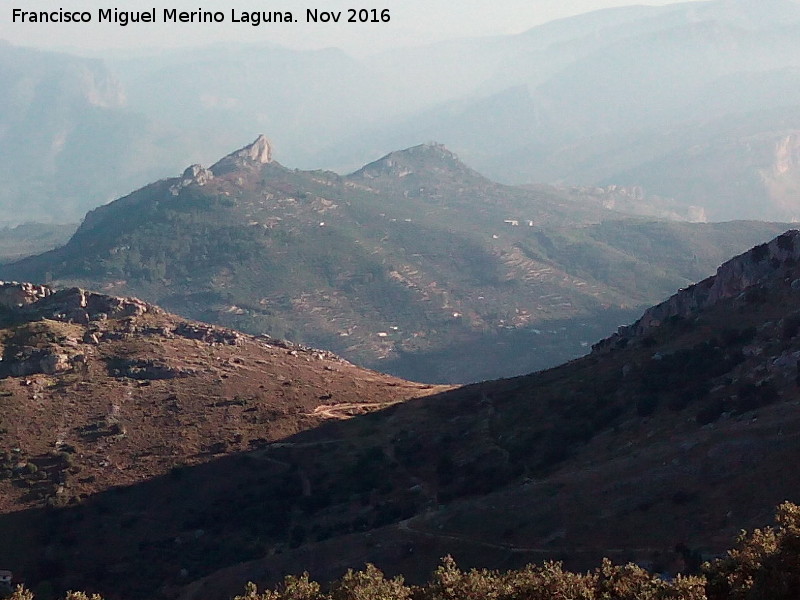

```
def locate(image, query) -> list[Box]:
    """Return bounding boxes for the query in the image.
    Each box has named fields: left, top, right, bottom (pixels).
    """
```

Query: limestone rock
left=182, top=164, right=215, bottom=186
left=235, top=134, right=272, bottom=164
left=210, top=135, right=273, bottom=175
left=31, top=287, right=152, bottom=323
left=593, top=230, right=800, bottom=354
left=0, top=282, right=53, bottom=308
left=7, top=349, right=71, bottom=377
left=108, top=358, right=194, bottom=380
left=173, top=323, right=241, bottom=345
left=170, top=164, right=216, bottom=195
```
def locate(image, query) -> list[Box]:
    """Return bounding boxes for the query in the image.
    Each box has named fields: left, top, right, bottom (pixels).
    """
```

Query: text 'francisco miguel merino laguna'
left=12, top=7, right=392, bottom=26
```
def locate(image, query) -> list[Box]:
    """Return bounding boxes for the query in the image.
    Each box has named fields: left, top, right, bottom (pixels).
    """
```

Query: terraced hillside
left=2, top=137, right=790, bottom=382
left=4, top=232, right=800, bottom=600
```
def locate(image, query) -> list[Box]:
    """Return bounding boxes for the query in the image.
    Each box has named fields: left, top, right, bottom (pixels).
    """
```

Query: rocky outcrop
left=173, top=322, right=242, bottom=345
left=594, top=230, right=800, bottom=353
left=38, top=286, right=153, bottom=324
left=0, top=283, right=159, bottom=378
left=106, top=358, right=196, bottom=380
left=210, top=134, right=273, bottom=175
left=6, top=348, right=72, bottom=377
left=170, top=164, right=215, bottom=196
left=0, top=282, right=53, bottom=308
left=182, top=164, right=215, bottom=186
left=772, top=133, right=800, bottom=177
left=0, top=282, right=154, bottom=323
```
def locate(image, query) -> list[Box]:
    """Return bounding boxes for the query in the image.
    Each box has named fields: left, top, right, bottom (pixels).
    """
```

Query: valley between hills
left=1, top=225, right=800, bottom=600
left=0, top=132, right=798, bottom=600
left=7, top=0, right=800, bottom=597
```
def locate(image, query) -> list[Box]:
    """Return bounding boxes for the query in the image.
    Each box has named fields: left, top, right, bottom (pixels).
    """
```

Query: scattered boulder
left=173, top=323, right=241, bottom=345
left=107, top=358, right=195, bottom=380
left=6, top=348, right=72, bottom=377
left=0, top=281, right=52, bottom=308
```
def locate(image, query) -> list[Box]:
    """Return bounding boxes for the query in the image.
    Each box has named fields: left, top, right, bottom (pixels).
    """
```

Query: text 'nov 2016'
left=10, top=8, right=392, bottom=26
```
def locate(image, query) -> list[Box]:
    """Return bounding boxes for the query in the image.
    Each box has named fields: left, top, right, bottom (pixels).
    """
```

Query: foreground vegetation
left=4, top=502, right=800, bottom=600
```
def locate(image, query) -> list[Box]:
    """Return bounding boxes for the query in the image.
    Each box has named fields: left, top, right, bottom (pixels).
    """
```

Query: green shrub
left=331, top=564, right=409, bottom=600
left=705, top=502, right=800, bottom=600
left=11, top=503, right=800, bottom=600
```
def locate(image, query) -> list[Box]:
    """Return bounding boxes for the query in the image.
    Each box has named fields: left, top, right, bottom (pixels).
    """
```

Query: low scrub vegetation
left=5, top=502, right=800, bottom=600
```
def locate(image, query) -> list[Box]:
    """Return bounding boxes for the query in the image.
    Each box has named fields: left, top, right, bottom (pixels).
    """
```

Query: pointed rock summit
left=235, top=134, right=273, bottom=164
left=211, top=134, right=273, bottom=175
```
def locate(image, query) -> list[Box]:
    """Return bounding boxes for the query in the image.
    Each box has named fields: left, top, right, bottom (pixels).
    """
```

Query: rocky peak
left=210, top=134, right=273, bottom=175
left=593, top=229, right=800, bottom=353
left=350, top=143, right=476, bottom=181
left=238, top=134, right=273, bottom=164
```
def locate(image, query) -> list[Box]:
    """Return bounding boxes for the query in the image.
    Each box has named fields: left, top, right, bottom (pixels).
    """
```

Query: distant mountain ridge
left=8, top=0, right=800, bottom=222
left=327, top=0, right=800, bottom=220
left=1, top=136, right=793, bottom=382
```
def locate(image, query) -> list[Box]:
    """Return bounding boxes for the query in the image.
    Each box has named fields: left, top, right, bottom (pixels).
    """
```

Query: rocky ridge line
left=0, top=281, right=155, bottom=322
left=593, top=229, right=800, bottom=353
left=0, top=281, right=350, bottom=379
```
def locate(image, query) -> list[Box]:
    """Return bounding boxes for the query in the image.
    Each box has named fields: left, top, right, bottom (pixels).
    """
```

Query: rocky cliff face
left=594, top=229, right=800, bottom=352
left=210, top=134, right=273, bottom=175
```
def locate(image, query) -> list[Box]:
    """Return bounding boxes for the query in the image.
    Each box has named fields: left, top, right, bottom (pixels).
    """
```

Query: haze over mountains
left=0, top=42, right=208, bottom=224
left=1, top=136, right=791, bottom=383
left=5, top=0, right=800, bottom=223
left=4, top=1, right=800, bottom=597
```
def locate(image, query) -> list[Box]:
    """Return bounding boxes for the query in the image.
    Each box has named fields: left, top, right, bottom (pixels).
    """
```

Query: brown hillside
left=0, top=282, right=446, bottom=597
left=4, top=231, right=800, bottom=600
left=180, top=230, right=800, bottom=600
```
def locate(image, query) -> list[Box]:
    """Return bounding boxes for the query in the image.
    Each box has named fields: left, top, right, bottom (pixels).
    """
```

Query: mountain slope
left=1, top=137, right=791, bottom=383
left=5, top=231, right=800, bottom=600
left=0, top=281, right=443, bottom=596
left=178, top=229, right=800, bottom=599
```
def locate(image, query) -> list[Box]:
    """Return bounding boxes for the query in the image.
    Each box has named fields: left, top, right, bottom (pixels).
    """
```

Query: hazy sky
left=1, top=0, right=708, bottom=56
